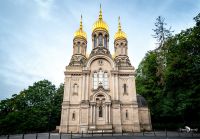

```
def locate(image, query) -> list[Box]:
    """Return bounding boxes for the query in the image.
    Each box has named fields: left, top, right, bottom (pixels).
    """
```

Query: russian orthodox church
left=59, top=6, right=152, bottom=133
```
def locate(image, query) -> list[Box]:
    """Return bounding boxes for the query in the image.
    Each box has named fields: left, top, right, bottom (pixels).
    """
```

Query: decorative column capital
left=83, top=70, right=91, bottom=75
left=111, top=70, right=118, bottom=75
left=105, top=102, right=111, bottom=105
left=90, top=102, right=96, bottom=106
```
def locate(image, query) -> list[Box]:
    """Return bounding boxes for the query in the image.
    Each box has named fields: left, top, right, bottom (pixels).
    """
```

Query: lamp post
left=48, top=112, right=51, bottom=132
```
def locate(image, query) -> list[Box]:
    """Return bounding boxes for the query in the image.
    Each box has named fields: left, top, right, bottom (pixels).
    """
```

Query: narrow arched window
left=104, top=72, right=108, bottom=89
left=73, top=84, right=78, bottom=95
left=72, top=111, right=75, bottom=120
left=126, top=110, right=128, bottom=119
left=94, top=35, right=97, bottom=48
left=98, top=34, right=103, bottom=46
left=77, top=42, right=80, bottom=54
left=93, top=72, right=98, bottom=89
left=99, top=106, right=103, bottom=117
left=81, top=43, right=84, bottom=54
left=98, top=69, right=104, bottom=86
left=104, top=35, right=107, bottom=48
left=93, top=70, right=109, bottom=90
left=75, top=84, right=78, bottom=93
left=123, top=84, right=127, bottom=93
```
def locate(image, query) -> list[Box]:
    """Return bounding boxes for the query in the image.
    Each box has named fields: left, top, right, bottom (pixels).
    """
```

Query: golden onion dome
left=74, top=15, right=87, bottom=40
left=114, top=16, right=127, bottom=40
left=92, top=5, right=109, bottom=32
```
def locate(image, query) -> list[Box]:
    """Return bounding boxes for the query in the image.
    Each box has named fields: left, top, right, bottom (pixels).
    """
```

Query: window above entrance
left=93, top=69, right=109, bottom=90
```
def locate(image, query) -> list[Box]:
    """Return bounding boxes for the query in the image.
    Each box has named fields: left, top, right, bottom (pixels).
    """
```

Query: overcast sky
left=0, top=0, right=199, bottom=100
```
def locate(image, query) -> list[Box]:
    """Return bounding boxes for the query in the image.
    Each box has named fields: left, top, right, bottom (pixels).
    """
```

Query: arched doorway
left=96, top=94, right=106, bottom=125
left=89, top=92, right=111, bottom=129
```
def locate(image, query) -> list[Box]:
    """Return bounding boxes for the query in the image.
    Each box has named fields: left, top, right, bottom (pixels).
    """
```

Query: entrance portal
left=89, top=93, right=112, bottom=131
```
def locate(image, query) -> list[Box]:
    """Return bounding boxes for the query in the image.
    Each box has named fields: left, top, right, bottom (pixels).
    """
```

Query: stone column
left=66, top=107, right=70, bottom=132
left=63, top=83, right=67, bottom=101
left=115, top=74, right=119, bottom=100
left=112, top=75, right=115, bottom=100
left=108, top=104, right=111, bottom=124
left=66, top=77, right=71, bottom=102
left=105, top=104, right=108, bottom=123
left=93, top=105, right=96, bottom=124
left=85, top=74, right=89, bottom=100
left=115, top=75, right=119, bottom=100
left=90, top=105, right=93, bottom=124
left=82, top=75, right=86, bottom=100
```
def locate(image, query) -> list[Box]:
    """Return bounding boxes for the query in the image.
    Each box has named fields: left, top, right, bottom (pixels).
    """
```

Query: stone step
left=88, top=129, right=113, bottom=133
left=89, top=125, right=113, bottom=130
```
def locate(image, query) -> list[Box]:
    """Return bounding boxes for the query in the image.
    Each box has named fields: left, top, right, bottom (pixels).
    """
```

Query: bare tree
left=152, top=16, right=174, bottom=48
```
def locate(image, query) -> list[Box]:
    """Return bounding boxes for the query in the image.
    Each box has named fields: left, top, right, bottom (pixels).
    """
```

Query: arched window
left=94, top=35, right=97, bottom=48
left=104, top=72, right=108, bottom=89
left=73, top=84, right=79, bottom=95
left=99, top=106, right=103, bottom=117
left=120, top=43, right=123, bottom=55
left=123, top=84, right=127, bottom=93
left=75, top=84, right=78, bottom=93
left=98, top=69, right=104, bottom=86
left=77, top=42, right=80, bottom=54
left=98, top=34, right=103, bottom=46
left=81, top=43, right=84, bottom=54
left=125, top=110, right=128, bottom=119
left=72, top=111, right=75, bottom=120
left=93, top=72, right=98, bottom=89
left=104, top=35, right=107, bottom=48
left=93, top=69, right=109, bottom=89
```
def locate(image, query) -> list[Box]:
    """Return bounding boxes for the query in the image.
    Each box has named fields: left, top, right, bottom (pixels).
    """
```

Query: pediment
left=91, top=85, right=110, bottom=93
left=90, top=86, right=111, bottom=102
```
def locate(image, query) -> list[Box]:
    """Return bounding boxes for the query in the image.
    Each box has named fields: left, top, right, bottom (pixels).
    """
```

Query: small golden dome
left=74, top=15, right=87, bottom=40
left=112, top=52, right=116, bottom=59
left=114, top=16, right=127, bottom=40
left=92, top=5, right=109, bottom=32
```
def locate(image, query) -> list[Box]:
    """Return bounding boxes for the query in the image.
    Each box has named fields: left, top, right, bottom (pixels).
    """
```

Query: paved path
left=0, top=132, right=199, bottom=139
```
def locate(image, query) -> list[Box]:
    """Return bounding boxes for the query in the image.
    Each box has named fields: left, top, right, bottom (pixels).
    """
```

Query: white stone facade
left=59, top=8, right=152, bottom=133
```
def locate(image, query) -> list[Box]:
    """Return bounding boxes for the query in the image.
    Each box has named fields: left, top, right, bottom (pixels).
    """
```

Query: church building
left=59, top=6, right=152, bottom=133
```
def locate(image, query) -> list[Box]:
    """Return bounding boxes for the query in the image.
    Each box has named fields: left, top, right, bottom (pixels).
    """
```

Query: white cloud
left=34, top=0, right=55, bottom=20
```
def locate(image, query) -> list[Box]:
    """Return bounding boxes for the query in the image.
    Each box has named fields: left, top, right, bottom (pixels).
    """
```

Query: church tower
left=92, top=5, right=109, bottom=49
left=114, top=17, right=127, bottom=56
left=59, top=5, right=152, bottom=133
left=89, top=5, right=112, bottom=59
left=69, top=15, right=87, bottom=66
left=114, top=17, right=131, bottom=67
